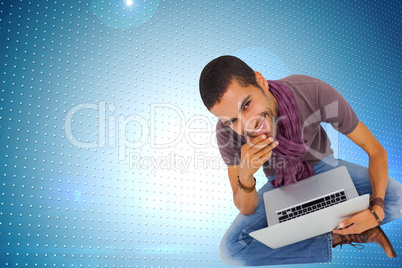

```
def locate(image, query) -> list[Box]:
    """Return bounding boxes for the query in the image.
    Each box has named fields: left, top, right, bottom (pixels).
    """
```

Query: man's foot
left=332, top=226, right=397, bottom=258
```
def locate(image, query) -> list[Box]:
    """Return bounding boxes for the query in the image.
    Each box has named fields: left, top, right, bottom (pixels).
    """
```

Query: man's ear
left=254, top=71, right=269, bottom=91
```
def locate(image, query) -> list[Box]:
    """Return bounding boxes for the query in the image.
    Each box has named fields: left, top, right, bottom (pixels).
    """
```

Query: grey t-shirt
left=216, top=74, right=359, bottom=177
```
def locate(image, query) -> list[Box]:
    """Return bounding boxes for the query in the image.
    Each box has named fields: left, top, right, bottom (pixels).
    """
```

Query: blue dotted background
left=1, top=0, right=401, bottom=267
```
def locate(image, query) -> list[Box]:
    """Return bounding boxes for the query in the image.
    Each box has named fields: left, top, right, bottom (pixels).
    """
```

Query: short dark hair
left=199, top=55, right=260, bottom=110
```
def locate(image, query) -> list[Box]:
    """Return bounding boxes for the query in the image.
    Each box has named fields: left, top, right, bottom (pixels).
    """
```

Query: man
left=199, top=55, right=402, bottom=266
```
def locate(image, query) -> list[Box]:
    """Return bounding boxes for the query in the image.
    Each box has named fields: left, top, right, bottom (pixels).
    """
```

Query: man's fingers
left=247, top=134, right=268, bottom=146
left=333, top=216, right=360, bottom=235
left=248, top=136, right=276, bottom=152
left=333, top=225, right=357, bottom=235
left=338, top=217, right=355, bottom=229
left=253, top=140, right=279, bottom=159
left=258, top=151, right=273, bottom=164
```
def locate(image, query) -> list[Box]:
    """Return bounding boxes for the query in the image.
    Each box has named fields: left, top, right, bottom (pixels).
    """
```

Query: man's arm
left=228, top=165, right=259, bottom=215
left=333, top=121, right=388, bottom=235
left=227, top=135, right=278, bottom=215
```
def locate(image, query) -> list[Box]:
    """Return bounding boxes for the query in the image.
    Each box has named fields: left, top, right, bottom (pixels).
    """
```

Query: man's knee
left=384, top=178, right=402, bottom=223
left=219, top=235, right=236, bottom=265
left=219, top=242, right=231, bottom=265
left=219, top=232, right=248, bottom=266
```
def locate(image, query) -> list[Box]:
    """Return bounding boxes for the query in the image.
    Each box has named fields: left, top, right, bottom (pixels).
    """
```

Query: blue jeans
left=219, top=155, right=402, bottom=266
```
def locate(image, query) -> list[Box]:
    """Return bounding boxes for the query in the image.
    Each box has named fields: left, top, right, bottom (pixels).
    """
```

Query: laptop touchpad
left=293, top=180, right=321, bottom=202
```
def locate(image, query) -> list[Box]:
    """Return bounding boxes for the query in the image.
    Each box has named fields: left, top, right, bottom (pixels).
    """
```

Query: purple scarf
left=268, top=80, right=315, bottom=188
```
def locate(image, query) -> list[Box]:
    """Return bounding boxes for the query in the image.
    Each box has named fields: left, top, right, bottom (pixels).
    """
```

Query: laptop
left=249, top=166, right=370, bottom=249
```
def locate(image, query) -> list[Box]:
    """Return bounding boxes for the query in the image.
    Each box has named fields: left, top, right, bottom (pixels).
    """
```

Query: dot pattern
left=1, top=0, right=401, bottom=267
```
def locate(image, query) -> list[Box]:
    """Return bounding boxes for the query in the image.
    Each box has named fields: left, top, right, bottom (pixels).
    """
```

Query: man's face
left=210, top=72, right=279, bottom=139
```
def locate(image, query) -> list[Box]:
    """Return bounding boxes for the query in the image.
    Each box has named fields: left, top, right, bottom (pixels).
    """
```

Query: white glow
left=126, top=0, right=133, bottom=5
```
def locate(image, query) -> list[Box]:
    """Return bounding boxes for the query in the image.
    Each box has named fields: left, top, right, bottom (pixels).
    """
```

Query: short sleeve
left=316, top=79, right=359, bottom=135
left=215, top=121, right=246, bottom=166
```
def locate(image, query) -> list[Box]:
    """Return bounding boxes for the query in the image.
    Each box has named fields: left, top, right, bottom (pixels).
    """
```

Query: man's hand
left=229, top=134, right=278, bottom=215
left=333, top=206, right=385, bottom=235
left=239, top=135, right=278, bottom=182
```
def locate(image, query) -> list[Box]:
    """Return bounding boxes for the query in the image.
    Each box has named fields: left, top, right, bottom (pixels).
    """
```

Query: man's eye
left=228, top=119, right=237, bottom=126
left=244, top=100, right=251, bottom=109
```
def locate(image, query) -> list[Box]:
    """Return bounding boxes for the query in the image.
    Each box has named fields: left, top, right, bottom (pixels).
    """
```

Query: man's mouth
left=250, top=117, right=267, bottom=136
left=253, top=120, right=265, bottom=133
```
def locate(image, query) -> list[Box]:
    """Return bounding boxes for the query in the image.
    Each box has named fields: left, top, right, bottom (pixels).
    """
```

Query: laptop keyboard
left=277, top=190, right=347, bottom=223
